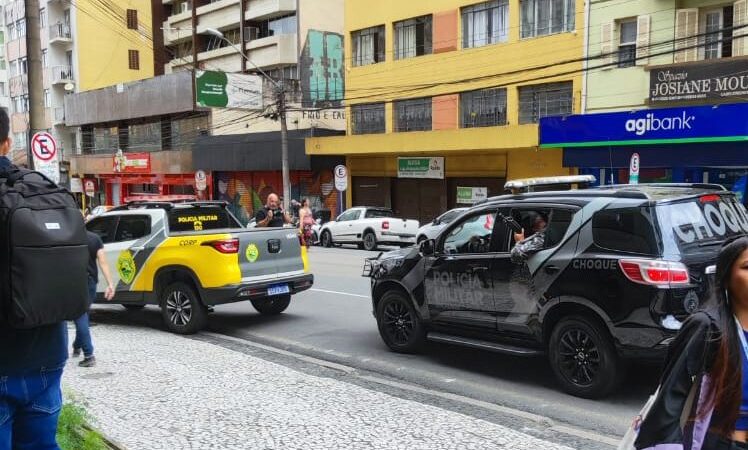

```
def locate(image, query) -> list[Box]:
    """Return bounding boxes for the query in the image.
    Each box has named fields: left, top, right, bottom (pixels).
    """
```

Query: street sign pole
left=629, top=153, right=640, bottom=185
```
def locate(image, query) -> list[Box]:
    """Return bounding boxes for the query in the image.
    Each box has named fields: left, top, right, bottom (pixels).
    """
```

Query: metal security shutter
left=353, top=177, right=391, bottom=208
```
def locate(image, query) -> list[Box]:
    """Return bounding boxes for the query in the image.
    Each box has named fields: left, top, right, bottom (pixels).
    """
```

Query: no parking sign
left=31, top=132, right=60, bottom=184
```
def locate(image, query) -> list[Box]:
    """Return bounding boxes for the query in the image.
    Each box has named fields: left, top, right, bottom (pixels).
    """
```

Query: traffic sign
left=84, top=179, right=96, bottom=197
left=629, top=153, right=640, bottom=185
left=31, top=132, right=57, bottom=162
left=334, top=165, right=348, bottom=192
left=195, top=170, right=207, bottom=191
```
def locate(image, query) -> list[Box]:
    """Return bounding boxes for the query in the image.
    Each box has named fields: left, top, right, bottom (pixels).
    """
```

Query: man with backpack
left=0, top=108, right=90, bottom=449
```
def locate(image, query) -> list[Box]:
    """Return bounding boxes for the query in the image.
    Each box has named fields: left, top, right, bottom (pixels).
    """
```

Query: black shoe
left=72, top=348, right=81, bottom=358
left=79, top=356, right=96, bottom=367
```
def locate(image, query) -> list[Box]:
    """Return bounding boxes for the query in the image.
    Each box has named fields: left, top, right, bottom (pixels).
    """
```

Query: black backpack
left=0, top=165, right=89, bottom=328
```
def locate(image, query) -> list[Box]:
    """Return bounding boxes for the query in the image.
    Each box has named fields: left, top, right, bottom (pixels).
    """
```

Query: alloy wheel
left=166, top=290, right=193, bottom=327
left=557, top=328, right=601, bottom=387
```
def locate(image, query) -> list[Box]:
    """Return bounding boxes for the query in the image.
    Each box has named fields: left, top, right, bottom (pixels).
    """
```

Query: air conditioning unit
left=244, top=26, right=259, bottom=42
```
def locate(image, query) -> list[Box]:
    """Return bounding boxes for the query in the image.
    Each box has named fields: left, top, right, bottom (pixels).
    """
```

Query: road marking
left=309, top=288, right=370, bottom=299
left=201, top=331, right=619, bottom=448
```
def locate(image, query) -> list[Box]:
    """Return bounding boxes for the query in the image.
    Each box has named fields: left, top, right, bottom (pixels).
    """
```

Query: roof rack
left=504, top=175, right=597, bottom=193
left=109, top=201, right=229, bottom=212
left=478, top=189, right=651, bottom=205
left=594, top=183, right=727, bottom=191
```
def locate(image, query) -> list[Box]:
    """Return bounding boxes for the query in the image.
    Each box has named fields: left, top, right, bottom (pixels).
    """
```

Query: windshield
left=365, top=209, right=393, bottom=219
left=656, top=194, right=748, bottom=256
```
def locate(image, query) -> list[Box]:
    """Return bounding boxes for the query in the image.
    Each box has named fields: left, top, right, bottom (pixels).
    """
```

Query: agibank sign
left=539, top=103, right=748, bottom=148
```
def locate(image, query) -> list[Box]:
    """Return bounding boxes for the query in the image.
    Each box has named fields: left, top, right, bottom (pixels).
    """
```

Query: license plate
left=267, top=284, right=290, bottom=296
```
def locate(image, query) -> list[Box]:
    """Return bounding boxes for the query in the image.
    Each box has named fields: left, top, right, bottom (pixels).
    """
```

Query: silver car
left=415, top=207, right=468, bottom=244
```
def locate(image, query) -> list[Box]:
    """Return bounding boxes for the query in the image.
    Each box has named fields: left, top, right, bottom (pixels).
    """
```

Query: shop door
left=392, top=179, right=447, bottom=225
left=353, top=177, right=391, bottom=208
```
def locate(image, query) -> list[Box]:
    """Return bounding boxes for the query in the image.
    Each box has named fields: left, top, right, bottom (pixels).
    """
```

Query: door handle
left=545, top=265, right=560, bottom=274
left=467, top=266, right=489, bottom=275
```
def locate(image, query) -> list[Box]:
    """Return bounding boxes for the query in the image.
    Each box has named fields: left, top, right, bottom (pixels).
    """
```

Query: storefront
left=540, top=102, right=748, bottom=199
left=193, top=130, right=344, bottom=225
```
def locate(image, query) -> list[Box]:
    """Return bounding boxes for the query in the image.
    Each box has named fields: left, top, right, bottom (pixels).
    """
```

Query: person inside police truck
left=511, top=211, right=548, bottom=263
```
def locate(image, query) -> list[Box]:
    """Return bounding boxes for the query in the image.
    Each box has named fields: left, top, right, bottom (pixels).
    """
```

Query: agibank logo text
left=625, top=112, right=695, bottom=136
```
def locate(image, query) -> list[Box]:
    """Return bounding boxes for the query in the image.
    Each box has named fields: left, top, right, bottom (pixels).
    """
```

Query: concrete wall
left=64, top=71, right=194, bottom=126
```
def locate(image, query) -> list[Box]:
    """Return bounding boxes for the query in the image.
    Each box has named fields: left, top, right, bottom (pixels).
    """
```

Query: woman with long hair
left=298, top=198, right=314, bottom=248
left=635, top=236, right=748, bottom=449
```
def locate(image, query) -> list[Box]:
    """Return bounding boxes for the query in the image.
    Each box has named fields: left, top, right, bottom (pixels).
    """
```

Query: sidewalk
left=62, top=324, right=576, bottom=450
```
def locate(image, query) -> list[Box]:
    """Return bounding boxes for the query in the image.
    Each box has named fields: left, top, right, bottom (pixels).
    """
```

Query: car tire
left=312, top=231, right=319, bottom=246
left=251, top=295, right=291, bottom=315
left=376, top=290, right=426, bottom=354
left=321, top=230, right=333, bottom=248
left=549, top=315, right=622, bottom=399
left=363, top=231, right=378, bottom=251
left=160, top=281, right=208, bottom=335
left=122, top=304, right=145, bottom=311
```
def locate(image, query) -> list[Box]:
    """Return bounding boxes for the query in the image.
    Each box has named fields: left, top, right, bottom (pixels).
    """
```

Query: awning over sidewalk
left=193, top=129, right=343, bottom=172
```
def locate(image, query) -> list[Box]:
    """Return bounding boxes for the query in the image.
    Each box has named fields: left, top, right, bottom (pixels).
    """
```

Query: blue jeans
left=72, top=279, right=96, bottom=358
left=0, top=366, right=64, bottom=450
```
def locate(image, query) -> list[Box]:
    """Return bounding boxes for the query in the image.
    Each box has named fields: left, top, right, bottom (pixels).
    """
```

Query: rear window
left=364, top=209, right=392, bottom=219
left=168, top=208, right=240, bottom=232
left=592, top=208, right=659, bottom=255
left=656, top=195, right=748, bottom=256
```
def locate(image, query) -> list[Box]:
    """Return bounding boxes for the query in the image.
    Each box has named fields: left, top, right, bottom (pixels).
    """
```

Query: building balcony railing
left=50, top=65, right=74, bottom=84
left=49, top=23, right=72, bottom=44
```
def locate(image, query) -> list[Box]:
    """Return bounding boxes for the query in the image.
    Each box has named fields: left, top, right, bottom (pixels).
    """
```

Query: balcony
left=49, top=23, right=73, bottom=45
left=50, top=65, right=74, bottom=85
left=244, top=33, right=297, bottom=68
left=244, top=0, right=295, bottom=21
left=9, top=75, right=27, bottom=97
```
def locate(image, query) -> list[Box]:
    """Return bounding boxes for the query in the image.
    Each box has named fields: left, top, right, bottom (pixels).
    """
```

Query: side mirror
left=316, top=218, right=322, bottom=225
left=432, top=219, right=439, bottom=225
left=420, top=239, right=436, bottom=256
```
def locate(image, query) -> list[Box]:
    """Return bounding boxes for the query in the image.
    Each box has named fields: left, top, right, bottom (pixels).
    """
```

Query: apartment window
left=701, top=6, right=734, bottom=60
left=394, top=97, right=432, bottom=132
left=171, top=115, right=209, bottom=149
left=93, top=126, right=119, bottom=153
left=41, top=49, right=47, bottom=68
left=43, top=89, right=50, bottom=108
left=268, top=14, right=297, bottom=36
left=7, top=23, right=14, bottom=40
left=39, top=8, right=46, bottom=27
left=518, top=81, right=573, bottom=124
left=520, top=0, right=575, bottom=38
left=394, top=15, right=432, bottom=60
left=618, top=20, right=637, bottom=68
left=351, top=103, right=385, bottom=134
left=266, top=65, right=298, bottom=80
left=128, top=50, right=140, bottom=70
left=0, top=83, right=5, bottom=97
left=128, top=122, right=161, bottom=151
left=460, top=87, right=507, bottom=128
left=126, top=9, right=137, bottom=30
left=352, top=26, right=385, bottom=67
left=20, top=57, right=27, bottom=74
left=16, top=19, right=25, bottom=38
left=206, top=27, right=240, bottom=51
left=174, top=0, right=191, bottom=14
left=9, top=60, right=16, bottom=77
left=462, top=0, right=509, bottom=48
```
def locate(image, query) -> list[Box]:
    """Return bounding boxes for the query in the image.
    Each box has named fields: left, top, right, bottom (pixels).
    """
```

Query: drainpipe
left=581, top=0, right=591, bottom=114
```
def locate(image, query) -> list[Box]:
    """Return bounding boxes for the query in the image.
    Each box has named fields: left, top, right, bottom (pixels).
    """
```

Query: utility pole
left=278, top=81, right=290, bottom=212
left=25, top=0, right=44, bottom=169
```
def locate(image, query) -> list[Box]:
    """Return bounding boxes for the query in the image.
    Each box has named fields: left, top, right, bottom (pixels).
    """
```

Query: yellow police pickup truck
left=85, top=201, right=313, bottom=334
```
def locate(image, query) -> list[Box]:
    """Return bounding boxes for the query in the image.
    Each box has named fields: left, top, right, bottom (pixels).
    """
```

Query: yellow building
left=307, top=0, right=583, bottom=223
left=75, top=0, right=154, bottom=91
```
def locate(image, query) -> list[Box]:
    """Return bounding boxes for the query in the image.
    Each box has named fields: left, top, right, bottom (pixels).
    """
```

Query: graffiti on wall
left=300, top=30, right=344, bottom=108
left=215, top=170, right=339, bottom=225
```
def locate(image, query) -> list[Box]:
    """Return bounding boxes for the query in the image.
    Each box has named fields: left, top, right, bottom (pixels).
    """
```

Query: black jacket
left=635, top=310, right=721, bottom=449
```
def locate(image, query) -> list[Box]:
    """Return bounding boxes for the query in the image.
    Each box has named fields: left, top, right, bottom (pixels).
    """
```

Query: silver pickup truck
left=85, top=201, right=313, bottom=334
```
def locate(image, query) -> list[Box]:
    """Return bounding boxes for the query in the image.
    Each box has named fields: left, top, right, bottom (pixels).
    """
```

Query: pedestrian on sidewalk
left=73, top=230, right=115, bottom=367
left=299, top=198, right=314, bottom=248
left=634, top=237, right=748, bottom=450
left=0, top=109, right=68, bottom=449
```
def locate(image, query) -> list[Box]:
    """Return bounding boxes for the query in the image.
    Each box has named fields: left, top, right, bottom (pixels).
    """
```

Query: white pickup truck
left=318, top=207, right=419, bottom=251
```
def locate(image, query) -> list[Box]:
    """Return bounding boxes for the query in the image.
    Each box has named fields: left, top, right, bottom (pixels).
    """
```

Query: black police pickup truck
left=364, top=183, right=746, bottom=398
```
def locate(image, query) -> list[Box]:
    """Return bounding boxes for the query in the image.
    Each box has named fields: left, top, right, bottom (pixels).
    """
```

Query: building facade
left=160, top=0, right=346, bottom=223
left=306, top=0, right=583, bottom=225
left=542, top=0, right=748, bottom=191
left=3, top=0, right=154, bottom=173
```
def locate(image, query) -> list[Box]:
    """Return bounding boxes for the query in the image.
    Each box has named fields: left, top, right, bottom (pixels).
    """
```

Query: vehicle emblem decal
left=246, top=243, right=260, bottom=263
left=117, top=250, right=137, bottom=285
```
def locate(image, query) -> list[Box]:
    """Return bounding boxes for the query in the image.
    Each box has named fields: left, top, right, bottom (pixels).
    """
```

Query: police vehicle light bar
left=504, top=175, right=597, bottom=192
left=619, top=259, right=689, bottom=287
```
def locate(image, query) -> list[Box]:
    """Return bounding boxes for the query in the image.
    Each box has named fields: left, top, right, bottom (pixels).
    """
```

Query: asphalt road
left=90, top=245, right=660, bottom=445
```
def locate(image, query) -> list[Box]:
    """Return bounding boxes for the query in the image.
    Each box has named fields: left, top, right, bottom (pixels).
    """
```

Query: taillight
left=619, top=259, right=689, bottom=287
left=699, top=194, right=721, bottom=203
left=382, top=221, right=390, bottom=230
left=202, top=239, right=240, bottom=254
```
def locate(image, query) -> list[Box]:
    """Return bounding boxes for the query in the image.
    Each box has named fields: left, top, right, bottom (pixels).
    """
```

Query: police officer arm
left=97, top=249, right=115, bottom=300
left=256, top=209, right=271, bottom=227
